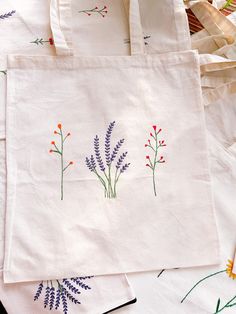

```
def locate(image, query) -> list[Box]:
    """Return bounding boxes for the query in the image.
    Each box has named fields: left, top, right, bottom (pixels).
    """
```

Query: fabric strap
left=190, top=1, right=236, bottom=59
left=190, top=1, right=236, bottom=48
left=50, top=0, right=145, bottom=56
left=203, top=80, right=236, bottom=106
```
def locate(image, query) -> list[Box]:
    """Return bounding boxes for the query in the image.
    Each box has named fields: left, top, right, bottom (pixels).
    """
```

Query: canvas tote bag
left=4, top=0, right=219, bottom=283
left=0, top=2, right=138, bottom=312
left=126, top=64, right=236, bottom=314
left=190, top=1, right=236, bottom=58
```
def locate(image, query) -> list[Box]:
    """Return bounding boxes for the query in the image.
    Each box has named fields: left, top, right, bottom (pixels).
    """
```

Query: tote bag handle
left=190, top=1, right=236, bottom=49
left=50, top=0, right=145, bottom=56
left=190, top=1, right=236, bottom=59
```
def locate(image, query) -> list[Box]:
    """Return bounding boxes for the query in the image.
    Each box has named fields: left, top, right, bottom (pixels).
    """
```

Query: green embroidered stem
left=94, top=170, right=107, bottom=195
left=108, top=166, right=112, bottom=197
left=145, top=126, right=166, bottom=196
left=181, top=270, right=226, bottom=304
left=50, top=124, right=73, bottom=200
left=0, top=70, right=6, bottom=75
left=60, top=128, right=64, bottom=200
left=214, top=295, right=236, bottom=313
left=113, top=168, right=118, bottom=198
left=157, top=269, right=165, bottom=278
left=152, top=133, right=159, bottom=196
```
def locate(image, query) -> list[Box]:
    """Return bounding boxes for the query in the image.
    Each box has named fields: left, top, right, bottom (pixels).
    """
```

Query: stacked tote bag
left=4, top=0, right=219, bottom=283
left=0, top=1, right=138, bottom=313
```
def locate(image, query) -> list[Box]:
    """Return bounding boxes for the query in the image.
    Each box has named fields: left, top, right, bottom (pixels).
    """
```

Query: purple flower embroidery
left=33, top=277, right=92, bottom=313
left=0, top=10, right=16, bottom=20
left=86, top=121, right=130, bottom=198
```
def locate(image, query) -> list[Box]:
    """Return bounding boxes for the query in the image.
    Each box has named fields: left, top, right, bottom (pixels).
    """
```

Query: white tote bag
left=4, top=0, right=219, bottom=283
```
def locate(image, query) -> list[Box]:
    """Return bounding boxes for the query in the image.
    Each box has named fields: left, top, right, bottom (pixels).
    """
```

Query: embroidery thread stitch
left=145, top=125, right=166, bottom=196
left=79, top=5, right=108, bottom=17
left=0, top=70, right=6, bottom=75
left=34, top=276, right=92, bottom=313
left=30, top=37, right=54, bottom=46
left=181, top=259, right=236, bottom=304
left=86, top=121, right=130, bottom=198
left=49, top=123, right=73, bottom=200
left=124, top=35, right=151, bottom=46
left=0, top=10, right=16, bottom=20
left=214, top=294, right=236, bottom=313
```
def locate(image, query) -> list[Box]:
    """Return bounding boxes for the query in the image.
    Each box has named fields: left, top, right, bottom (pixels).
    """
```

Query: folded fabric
left=0, top=272, right=136, bottom=314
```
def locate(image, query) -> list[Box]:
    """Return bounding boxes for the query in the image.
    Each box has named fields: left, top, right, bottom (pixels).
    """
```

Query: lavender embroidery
left=0, top=10, right=16, bottom=20
left=86, top=121, right=130, bottom=198
left=44, top=285, right=50, bottom=308
left=34, top=277, right=92, bottom=313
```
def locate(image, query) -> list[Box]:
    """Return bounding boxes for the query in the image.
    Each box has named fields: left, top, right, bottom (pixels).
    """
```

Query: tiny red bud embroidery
left=79, top=5, right=108, bottom=17
left=145, top=124, right=166, bottom=196
left=58, top=123, right=62, bottom=129
left=48, top=37, right=54, bottom=45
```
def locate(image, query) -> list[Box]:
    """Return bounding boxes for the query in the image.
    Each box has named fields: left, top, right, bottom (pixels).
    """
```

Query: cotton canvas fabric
left=0, top=272, right=135, bottom=314
left=0, top=1, right=136, bottom=310
left=4, top=45, right=219, bottom=282
left=190, top=1, right=236, bottom=58
left=119, top=72, right=236, bottom=314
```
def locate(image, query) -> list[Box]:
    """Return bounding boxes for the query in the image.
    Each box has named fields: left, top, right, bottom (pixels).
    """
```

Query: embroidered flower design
left=34, top=276, right=93, bottom=313
left=49, top=123, right=73, bottom=200
left=30, top=37, right=54, bottom=46
left=0, top=10, right=16, bottom=20
left=145, top=125, right=166, bottom=196
left=181, top=259, right=236, bottom=313
left=226, top=259, right=236, bottom=280
left=85, top=121, right=130, bottom=198
left=78, top=5, right=108, bottom=17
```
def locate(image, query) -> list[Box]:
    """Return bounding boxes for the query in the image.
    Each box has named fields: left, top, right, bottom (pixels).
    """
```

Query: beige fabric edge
left=203, top=80, right=236, bottom=106
left=190, top=1, right=236, bottom=49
